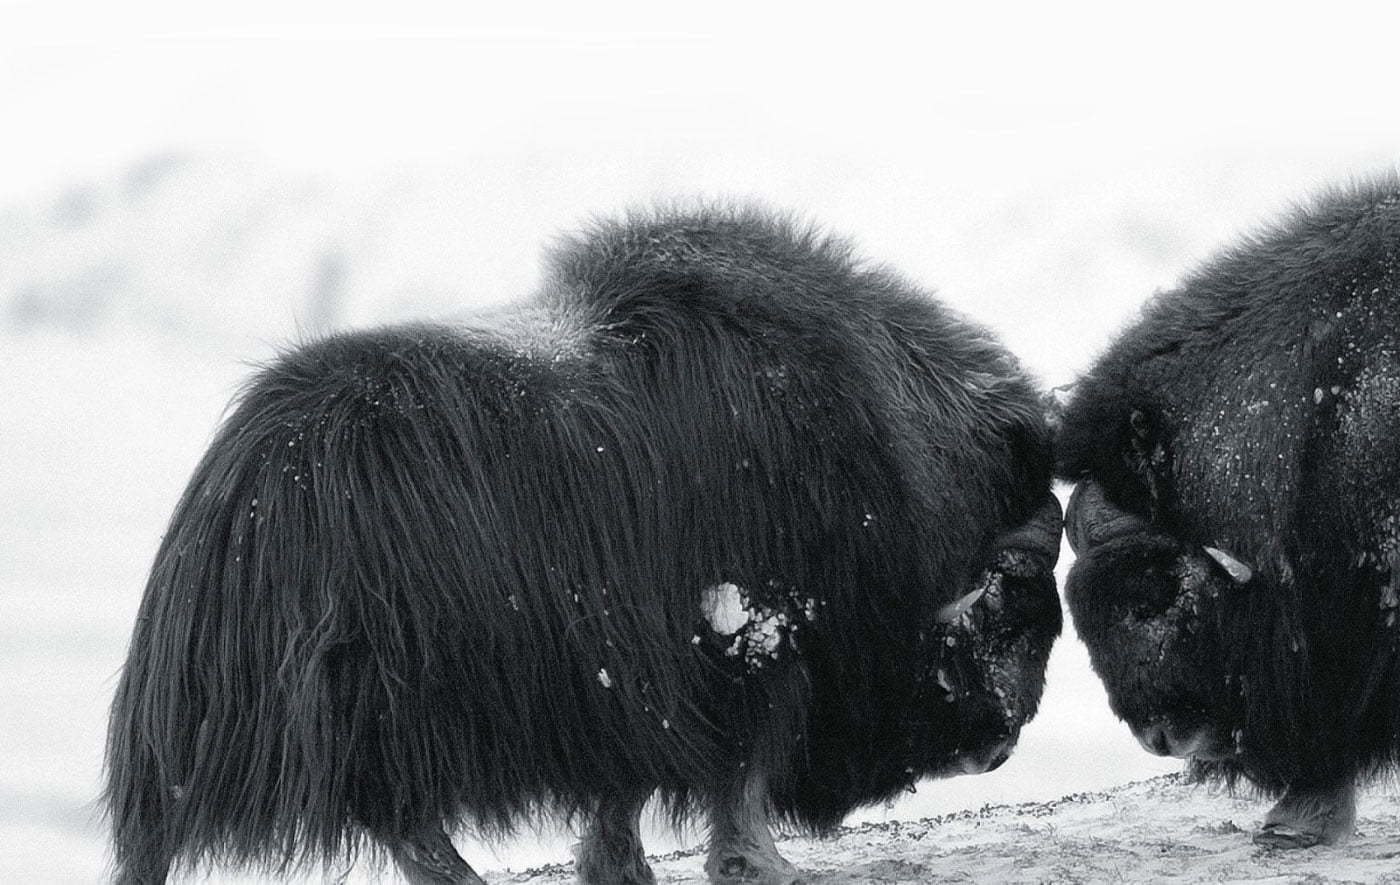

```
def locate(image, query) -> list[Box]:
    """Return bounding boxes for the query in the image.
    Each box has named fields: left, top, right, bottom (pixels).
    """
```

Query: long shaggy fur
left=1058, top=177, right=1400, bottom=796
left=106, top=204, right=1059, bottom=879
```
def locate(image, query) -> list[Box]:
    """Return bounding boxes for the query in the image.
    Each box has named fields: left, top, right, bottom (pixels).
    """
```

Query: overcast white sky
left=5, top=1, right=1400, bottom=207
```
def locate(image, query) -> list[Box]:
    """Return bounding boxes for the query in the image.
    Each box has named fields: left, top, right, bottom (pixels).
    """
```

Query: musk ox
left=1058, top=178, right=1400, bottom=848
left=105, top=205, right=1063, bottom=884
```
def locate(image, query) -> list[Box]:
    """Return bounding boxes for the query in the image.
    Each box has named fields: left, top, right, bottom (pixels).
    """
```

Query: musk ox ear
left=1122, top=407, right=1171, bottom=515
left=1129, top=408, right=1152, bottom=441
left=1127, top=408, right=1163, bottom=465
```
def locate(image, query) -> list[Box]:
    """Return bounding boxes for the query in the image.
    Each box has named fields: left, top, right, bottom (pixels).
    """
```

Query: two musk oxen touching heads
left=105, top=206, right=1063, bottom=884
left=1058, top=178, right=1400, bottom=849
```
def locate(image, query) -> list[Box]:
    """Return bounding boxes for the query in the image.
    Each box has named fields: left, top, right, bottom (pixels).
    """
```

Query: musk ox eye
left=1117, top=563, right=1186, bottom=620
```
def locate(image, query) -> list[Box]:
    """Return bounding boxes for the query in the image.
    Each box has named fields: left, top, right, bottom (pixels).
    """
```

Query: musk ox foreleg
left=575, top=788, right=655, bottom=885
left=704, top=768, right=802, bottom=885
left=1254, top=778, right=1358, bottom=849
left=387, top=823, right=487, bottom=885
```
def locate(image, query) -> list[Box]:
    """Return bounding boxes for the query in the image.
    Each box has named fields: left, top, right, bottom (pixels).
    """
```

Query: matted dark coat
left=1058, top=178, right=1400, bottom=848
left=105, top=206, right=1062, bottom=883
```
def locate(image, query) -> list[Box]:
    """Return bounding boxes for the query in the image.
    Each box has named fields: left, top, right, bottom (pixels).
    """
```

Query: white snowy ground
left=509, top=774, right=1400, bottom=885
left=2, top=153, right=1398, bottom=883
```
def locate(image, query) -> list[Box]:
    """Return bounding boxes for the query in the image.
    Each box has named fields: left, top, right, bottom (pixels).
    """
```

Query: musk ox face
left=1063, top=478, right=1239, bottom=761
left=927, top=498, right=1064, bottom=775
left=773, top=493, right=1062, bottom=833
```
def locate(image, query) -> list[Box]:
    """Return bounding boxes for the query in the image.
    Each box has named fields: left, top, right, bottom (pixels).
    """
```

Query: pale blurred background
left=3, top=2, right=1400, bottom=881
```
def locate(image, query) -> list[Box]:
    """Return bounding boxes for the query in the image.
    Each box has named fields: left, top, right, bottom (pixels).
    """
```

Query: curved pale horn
left=936, top=586, right=988, bottom=624
left=1203, top=546, right=1254, bottom=584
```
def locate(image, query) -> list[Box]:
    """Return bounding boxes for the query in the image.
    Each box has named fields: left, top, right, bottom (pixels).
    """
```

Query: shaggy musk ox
left=1059, top=179, right=1400, bottom=849
left=105, top=206, right=1062, bottom=884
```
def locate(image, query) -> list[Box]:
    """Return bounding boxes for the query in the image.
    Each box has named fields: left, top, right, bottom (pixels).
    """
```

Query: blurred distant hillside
left=4, top=155, right=337, bottom=340
left=3, top=150, right=1315, bottom=386
left=0, top=154, right=555, bottom=354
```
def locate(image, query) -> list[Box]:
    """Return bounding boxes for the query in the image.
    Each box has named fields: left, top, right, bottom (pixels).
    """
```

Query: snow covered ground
left=510, top=774, right=1400, bottom=885
left=3, top=148, right=1399, bottom=882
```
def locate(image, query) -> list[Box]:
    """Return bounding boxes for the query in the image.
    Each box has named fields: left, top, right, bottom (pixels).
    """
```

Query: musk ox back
left=105, top=206, right=1062, bottom=884
left=1058, top=179, right=1400, bottom=848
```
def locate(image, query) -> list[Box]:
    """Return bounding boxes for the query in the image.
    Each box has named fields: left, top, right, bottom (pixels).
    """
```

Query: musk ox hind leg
left=704, top=768, right=802, bottom=885
left=386, top=822, right=488, bottom=884
left=575, top=788, right=656, bottom=885
left=1254, top=778, right=1358, bottom=849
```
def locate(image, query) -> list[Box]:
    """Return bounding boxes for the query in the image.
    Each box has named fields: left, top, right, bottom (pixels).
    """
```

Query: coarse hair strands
left=106, top=202, right=1060, bottom=881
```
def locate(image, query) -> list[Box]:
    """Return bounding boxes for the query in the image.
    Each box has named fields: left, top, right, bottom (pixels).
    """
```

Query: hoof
left=1253, top=824, right=1323, bottom=849
left=1256, top=780, right=1356, bottom=849
left=706, top=854, right=804, bottom=885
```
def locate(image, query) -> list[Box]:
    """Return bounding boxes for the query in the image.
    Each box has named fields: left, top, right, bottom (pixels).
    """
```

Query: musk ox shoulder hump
left=1057, top=176, right=1400, bottom=482
left=544, top=203, right=858, bottom=311
left=542, top=204, right=1047, bottom=438
left=1148, top=174, right=1400, bottom=347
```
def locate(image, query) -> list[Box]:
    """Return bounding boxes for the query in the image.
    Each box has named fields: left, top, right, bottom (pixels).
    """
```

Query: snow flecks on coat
left=699, top=581, right=817, bottom=672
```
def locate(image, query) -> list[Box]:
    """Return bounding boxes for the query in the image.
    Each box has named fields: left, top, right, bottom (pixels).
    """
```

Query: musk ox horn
left=992, top=496, right=1064, bottom=572
left=1203, top=546, right=1255, bottom=584
left=936, top=586, right=988, bottom=624
left=1064, top=479, right=1151, bottom=554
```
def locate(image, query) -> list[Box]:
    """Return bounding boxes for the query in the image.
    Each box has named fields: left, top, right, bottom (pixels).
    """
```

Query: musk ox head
left=1063, top=477, right=1241, bottom=760
left=926, top=496, right=1064, bottom=775
left=772, top=490, right=1063, bottom=832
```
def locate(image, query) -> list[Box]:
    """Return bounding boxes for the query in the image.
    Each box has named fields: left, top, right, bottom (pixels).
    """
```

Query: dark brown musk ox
left=104, top=205, right=1062, bottom=884
left=1058, top=177, right=1400, bottom=849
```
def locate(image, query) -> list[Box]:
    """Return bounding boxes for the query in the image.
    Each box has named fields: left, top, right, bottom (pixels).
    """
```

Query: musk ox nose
left=1134, top=722, right=1232, bottom=760
left=1136, top=722, right=1175, bottom=757
left=957, top=738, right=1016, bottom=775
left=984, top=744, right=1013, bottom=772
